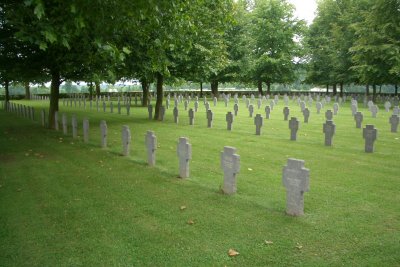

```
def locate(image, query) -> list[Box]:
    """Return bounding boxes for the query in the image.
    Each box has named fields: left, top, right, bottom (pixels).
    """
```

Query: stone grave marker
left=302, top=108, right=310, bottom=123
left=254, top=114, right=263, bottom=135
left=316, top=102, right=322, bottom=114
left=160, top=106, right=166, bottom=121
left=221, top=146, right=240, bottom=195
left=363, top=125, right=377, bottom=153
left=389, top=114, right=399, bottom=133
left=110, top=102, right=114, bottom=113
left=213, top=97, right=217, bottom=107
left=282, top=158, right=310, bottom=216
left=126, top=103, right=131, bottom=116
left=71, top=114, right=78, bottom=139
left=354, top=111, right=363, bottom=128
left=224, top=97, right=228, bottom=107
left=103, top=101, right=106, bottom=112
left=177, top=137, right=192, bottom=178
left=246, top=99, right=250, bottom=108
left=333, top=103, right=339, bottom=115
left=289, top=117, right=299, bottom=141
left=234, top=103, right=239, bottom=116
left=121, top=125, right=131, bottom=156
left=184, top=100, right=188, bottom=111
left=283, top=107, right=290, bottom=121
left=62, top=113, right=68, bottom=135
left=166, top=99, right=170, bottom=109
left=188, top=108, right=195, bottom=125
left=100, top=120, right=107, bottom=148
left=325, top=110, right=333, bottom=120
left=148, top=104, right=153, bottom=119
left=299, top=101, right=306, bottom=111
left=117, top=101, right=121, bottom=114
left=173, top=107, right=179, bottom=124
left=323, top=120, right=336, bottom=146
left=265, top=105, right=271, bottom=119
left=351, top=103, right=357, bottom=116
left=145, top=131, right=157, bottom=166
left=194, top=101, right=199, bottom=112
left=248, top=104, right=254, bottom=117
left=205, top=102, right=210, bottom=111
left=207, top=110, right=214, bottom=128
left=270, top=100, right=275, bottom=110
left=257, top=99, right=262, bottom=109
left=370, top=105, right=378, bottom=118
left=83, top=119, right=89, bottom=143
left=54, top=111, right=59, bottom=131
left=226, top=112, right=233, bottom=131
left=393, top=106, right=399, bottom=115
left=384, top=101, right=391, bottom=112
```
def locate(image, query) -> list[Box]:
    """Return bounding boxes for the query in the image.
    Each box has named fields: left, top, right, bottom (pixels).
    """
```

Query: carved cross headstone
left=370, top=105, right=378, bottom=118
left=351, top=103, right=357, bottom=116
left=71, top=114, right=78, bottom=139
left=254, top=114, right=263, bottom=135
left=299, top=101, right=306, bottom=111
left=384, top=101, right=391, bottom=112
left=194, top=101, right=199, bottom=112
left=207, top=109, right=213, bottom=128
left=270, top=100, right=275, bottom=111
left=177, top=137, right=192, bottom=178
left=363, top=125, right=377, bottom=153
left=325, top=110, right=333, bottom=120
left=145, top=131, right=157, bottom=166
left=188, top=108, right=195, bottom=125
left=148, top=104, right=153, bottom=120
left=121, top=125, right=131, bottom=156
left=316, top=102, right=322, bottom=114
left=100, top=120, right=107, bottom=148
left=224, top=97, right=228, bottom=107
left=302, top=108, right=310, bottom=123
left=283, top=107, right=290, bottom=121
left=83, top=118, right=89, bottom=143
left=393, top=106, right=399, bottom=116
left=248, top=104, right=254, bottom=117
left=234, top=103, right=239, bottom=116
left=289, top=117, right=299, bottom=141
left=282, top=158, right=310, bottom=216
left=205, top=102, right=210, bottom=111
left=173, top=107, right=179, bottom=124
left=257, top=99, right=262, bottom=109
left=323, top=120, right=336, bottom=146
left=184, top=100, right=188, bottom=111
left=354, top=111, right=363, bottom=128
left=213, top=97, right=217, bottom=107
left=389, top=115, right=399, bottom=133
left=265, top=105, right=271, bottom=119
left=221, top=146, right=240, bottom=195
left=159, top=106, right=166, bottom=121
left=226, top=112, right=233, bottom=131
left=333, top=103, right=339, bottom=115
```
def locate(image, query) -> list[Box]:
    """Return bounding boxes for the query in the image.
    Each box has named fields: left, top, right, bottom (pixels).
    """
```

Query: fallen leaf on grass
left=265, top=240, right=274, bottom=245
left=228, top=249, right=239, bottom=257
left=187, top=219, right=194, bottom=225
left=295, top=243, right=303, bottom=250
left=248, top=168, right=253, bottom=171
left=25, top=153, right=30, bottom=156
left=180, top=205, right=186, bottom=211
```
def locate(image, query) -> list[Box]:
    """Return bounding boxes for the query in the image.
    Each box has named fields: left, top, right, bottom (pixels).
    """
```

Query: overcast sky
left=288, top=0, right=317, bottom=24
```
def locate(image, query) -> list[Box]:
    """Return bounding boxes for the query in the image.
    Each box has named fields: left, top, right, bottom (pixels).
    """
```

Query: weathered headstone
left=221, top=146, right=240, bottom=195
left=100, top=120, right=107, bottom=148
left=384, top=101, right=391, bottom=112
left=389, top=115, right=399, bottom=133
left=207, top=110, right=214, bottom=128
left=265, top=105, right=271, bottom=119
left=299, top=101, right=306, bottom=111
left=126, top=103, right=131, bottom=116
left=103, top=101, right=106, bottom=112
left=270, top=100, right=275, bottom=111
left=205, top=102, right=210, bottom=111
left=234, top=103, right=239, bottom=116
left=363, top=125, right=377, bottom=153
left=333, top=103, right=339, bottom=115
left=83, top=118, right=89, bottom=143
left=248, top=104, right=254, bottom=117
left=71, top=114, right=78, bottom=139
left=121, top=125, right=131, bottom=156
left=289, top=117, right=299, bottom=141
left=213, top=97, right=217, bottom=107
left=354, top=111, right=363, bottom=128
left=257, top=99, right=262, bottom=109
left=145, top=131, right=157, bottom=166
left=254, top=114, right=263, bottom=135
left=226, top=112, right=233, bottom=131
left=282, top=158, right=310, bottom=216
left=325, top=110, right=333, bottom=120
left=54, top=111, right=59, bottom=130
left=316, top=102, right=322, bottom=114
left=351, top=103, right=357, bottom=116
left=370, top=105, right=378, bottom=118
left=117, top=101, right=121, bottom=114
left=188, top=108, right=195, bottom=125
left=393, top=106, right=399, bottom=116
left=173, top=107, right=179, bottom=124
left=148, top=104, right=153, bottom=119
left=283, top=107, right=290, bottom=121
left=177, top=137, right=192, bottom=178
left=323, top=120, right=336, bottom=146
left=302, top=108, right=310, bottom=123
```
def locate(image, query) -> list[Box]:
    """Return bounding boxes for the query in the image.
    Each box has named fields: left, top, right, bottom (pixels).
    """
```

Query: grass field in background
left=0, top=96, right=399, bottom=266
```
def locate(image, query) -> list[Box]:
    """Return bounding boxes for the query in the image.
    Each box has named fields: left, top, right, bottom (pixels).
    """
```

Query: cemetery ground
left=0, top=97, right=399, bottom=266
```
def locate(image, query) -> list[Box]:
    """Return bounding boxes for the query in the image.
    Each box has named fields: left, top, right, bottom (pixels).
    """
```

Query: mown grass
left=0, top=96, right=399, bottom=266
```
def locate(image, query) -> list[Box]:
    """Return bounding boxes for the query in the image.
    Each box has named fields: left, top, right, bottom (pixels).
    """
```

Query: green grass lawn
left=1, top=96, right=399, bottom=266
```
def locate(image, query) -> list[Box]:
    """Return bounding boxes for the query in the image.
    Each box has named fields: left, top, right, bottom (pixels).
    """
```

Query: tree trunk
left=333, top=83, right=337, bottom=94
left=4, top=79, right=10, bottom=110
left=372, top=84, right=376, bottom=102
left=395, top=84, right=398, bottom=95
left=266, top=81, right=271, bottom=94
left=89, top=82, right=94, bottom=100
left=154, top=72, right=163, bottom=120
left=200, top=82, right=203, bottom=97
left=366, top=84, right=369, bottom=95
left=211, top=80, right=219, bottom=97
left=257, top=80, right=263, bottom=95
left=326, top=84, right=329, bottom=93
left=95, top=81, right=101, bottom=96
left=339, top=82, right=344, bottom=97
left=141, top=79, right=149, bottom=106
left=49, top=70, right=61, bottom=129
left=24, top=81, right=30, bottom=99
